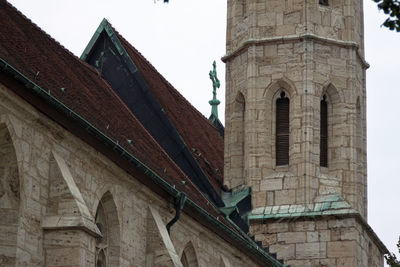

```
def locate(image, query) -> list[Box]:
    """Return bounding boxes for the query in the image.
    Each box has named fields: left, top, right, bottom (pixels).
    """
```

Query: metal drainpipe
left=166, top=192, right=187, bottom=235
left=0, top=58, right=285, bottom=266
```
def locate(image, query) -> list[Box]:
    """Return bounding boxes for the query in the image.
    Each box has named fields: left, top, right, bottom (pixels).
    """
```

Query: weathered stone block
left=327, top=241, right=356, bottom=258
left=260, top=178, right=282, bottom=191
left=295, top=242, right=326, bottom=259
left=268, top=222, right=289, bottom=233
left=270, top=244, right=295, bottom=260
left=277, top=232, right=306, bottom=243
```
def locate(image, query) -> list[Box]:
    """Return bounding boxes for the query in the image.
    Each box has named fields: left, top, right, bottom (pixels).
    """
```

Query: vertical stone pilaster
left=44, top=229, right=96, bottom=267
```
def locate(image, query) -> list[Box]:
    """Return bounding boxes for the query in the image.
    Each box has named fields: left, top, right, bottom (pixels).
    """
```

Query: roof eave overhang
left=81, top=19, right=225, bottom=208
left=0, top=58, right=285, bottom=267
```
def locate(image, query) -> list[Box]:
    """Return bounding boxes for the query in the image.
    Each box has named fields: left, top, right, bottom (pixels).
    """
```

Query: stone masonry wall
left=226, top=0, right=365, bottom=55
left=251, top=217, right=383, bottom=267
left=224, top=0, right=368, bottom=217
left=224, top=38, right=367, bottom=217
left=0, top=83, right=260, bottom=267
left=223, top=0, right=379, bottom=266
left=0, top=124, right=20, bottom=266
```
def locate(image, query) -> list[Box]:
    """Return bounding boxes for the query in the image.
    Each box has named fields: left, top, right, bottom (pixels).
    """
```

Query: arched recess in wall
left=95, top=191, right=121, bottom=267
left=264, top=78, right=297, bottom=168
left=239, top=0, right=247, bottom=17
left=356, top=97, right=362, bottom=165
left=180, top=241, right=199, bottom=267
left=219, top=255, right=232, bottom=267
left=319, top=82, right=342, bottom=170
left=0, top=123, right=20, bottom=266
left=229, top=91, right=245, bottom=188
left=356, top=96, right=366, bottom=216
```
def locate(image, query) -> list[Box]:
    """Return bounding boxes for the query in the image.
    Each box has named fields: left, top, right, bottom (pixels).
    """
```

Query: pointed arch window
left=0, top=124, right=20, bottom=266
left=276, top=92, right=290, bottom=166
left=230, top=92, right=245, bottom=185
left=94, top=192, right=120, bottom=267
left=181, top=250, right=189, bottom=267
left=180, top=242, right=199, bottom=267
left=320, top=95, right=328, bottom=167
left=95, top=202, right=108, bottom=267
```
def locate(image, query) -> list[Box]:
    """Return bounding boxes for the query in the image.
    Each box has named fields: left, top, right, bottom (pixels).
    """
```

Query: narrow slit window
left=320, top=95, right=328, bottom=167
left=276, top=92, right=290, bottom=166
left=319, top=0, right=329, bottom=6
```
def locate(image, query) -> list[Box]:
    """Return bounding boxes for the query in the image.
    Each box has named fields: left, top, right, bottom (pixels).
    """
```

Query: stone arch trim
left=0, top=122, right=20, bottom=266
left=225, top=90, right=247, bottom=189
left=95, top=191, right=121, bottom=266
left=235, top=90, right=245, bottom=104
left=1, top=114, right=43, bottom=207
left=220, top=255, right=232, bottom=267
left=319, top=81, right=343, bottom=104
left=92, top=184, right=116, bottom=217
left=180, top=241, right=199, bottom=267
left=315, top=81, right=348, bottom=197
left=0, top=116, right=25, bottom=179
left=263, top=77, right=297, bottom=169
left=263, top=77, right=298, bottom=101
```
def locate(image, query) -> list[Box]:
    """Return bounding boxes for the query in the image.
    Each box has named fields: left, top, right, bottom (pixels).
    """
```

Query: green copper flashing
left=80, top=18, right=137, bottom=74
left=249, top=194, right=357, bottom=221
left=223, top=187, right=251, bottom=208
left=80, top=18, right=108, bottom=61
left=81, top=19, right=225, bottom=209
left=219, top=206, right=237, bottom=217
left=208, top=60, right=220, bottom=119
left=0, top=57, right=285, bottom=267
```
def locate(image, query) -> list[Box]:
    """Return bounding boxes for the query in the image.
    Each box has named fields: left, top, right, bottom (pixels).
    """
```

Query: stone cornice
left=222, top=33, right=370, bottom=69
left=42, top=215, right=102, bottom=238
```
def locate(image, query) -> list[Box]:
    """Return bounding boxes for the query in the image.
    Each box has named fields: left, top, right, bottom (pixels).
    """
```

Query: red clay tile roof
left=117, top=35, right=225, bottom=194
left=0, top=0, right=229, bottom=227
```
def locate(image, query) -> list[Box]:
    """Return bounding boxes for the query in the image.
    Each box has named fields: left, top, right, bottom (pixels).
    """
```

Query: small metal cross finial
left=209, top=60, right=220, bottom=96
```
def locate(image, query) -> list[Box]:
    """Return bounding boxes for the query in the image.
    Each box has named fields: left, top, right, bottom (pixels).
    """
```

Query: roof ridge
left=106, top=24, right=224, bottom=190
left=0, top=3, right=224, bottom=218
left=113, top=26, right=224, bottom=131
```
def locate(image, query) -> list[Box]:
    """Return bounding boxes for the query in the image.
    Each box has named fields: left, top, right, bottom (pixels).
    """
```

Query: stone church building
left=0, top=0, right=388, bottom=266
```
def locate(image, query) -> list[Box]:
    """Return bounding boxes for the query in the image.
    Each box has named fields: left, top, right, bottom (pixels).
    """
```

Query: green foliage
left=373, top=0, right=400, bottom=32
left=386, top=237, right=400, bottom=267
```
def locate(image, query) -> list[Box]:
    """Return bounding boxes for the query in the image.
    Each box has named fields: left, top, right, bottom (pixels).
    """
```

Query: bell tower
left=223, top=0, right=387, bottom=266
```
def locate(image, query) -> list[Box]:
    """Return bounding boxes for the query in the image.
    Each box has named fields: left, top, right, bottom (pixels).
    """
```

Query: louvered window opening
left=319, top=0, right=329, bottom=6
left=276, top=92, right=290, bottom=166
left=320, top=96, right=328, bottom=167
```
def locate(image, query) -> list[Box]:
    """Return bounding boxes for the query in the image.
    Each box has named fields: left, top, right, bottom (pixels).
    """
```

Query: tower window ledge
left=273, top=164, right=290, bottom=173
left=319, top=166, right=329, bottom=174
left=265, top=168, right=294, bottom=179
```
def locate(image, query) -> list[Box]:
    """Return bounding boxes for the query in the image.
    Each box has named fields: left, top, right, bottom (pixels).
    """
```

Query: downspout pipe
left=166, top=192, right=187, bottom=235
left=0, top=58, right=285, bottom=267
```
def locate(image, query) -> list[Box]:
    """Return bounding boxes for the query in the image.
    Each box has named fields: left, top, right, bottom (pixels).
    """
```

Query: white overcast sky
left=7, top=0, right=400, bottom=260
